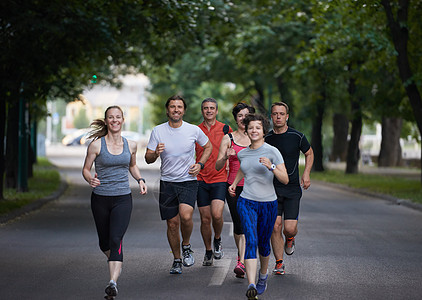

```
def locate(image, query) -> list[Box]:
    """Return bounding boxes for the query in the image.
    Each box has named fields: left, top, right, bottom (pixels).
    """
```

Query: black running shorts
left=275, top=186, right=302, bottom=220
left=159, top=180, right=198, bottom=220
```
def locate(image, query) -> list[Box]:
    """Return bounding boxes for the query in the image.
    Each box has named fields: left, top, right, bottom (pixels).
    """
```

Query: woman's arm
left=215, top=134, right=231, bottom=171
left=228, top=168, right=244, bottom=197
left=259, top=156, right=289, bottom=185
left=128, top=140, right=147, bottom=195
left=273, top=163, right=289, bottom=185
left=82, top=139, right=101, bottom=187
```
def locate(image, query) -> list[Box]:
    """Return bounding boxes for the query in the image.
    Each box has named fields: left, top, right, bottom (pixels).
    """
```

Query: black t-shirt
left=265, top=127, right=311, bottom=188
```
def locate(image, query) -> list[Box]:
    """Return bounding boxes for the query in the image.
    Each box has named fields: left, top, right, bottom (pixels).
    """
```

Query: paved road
left=1, top=145, right=421, bottom=299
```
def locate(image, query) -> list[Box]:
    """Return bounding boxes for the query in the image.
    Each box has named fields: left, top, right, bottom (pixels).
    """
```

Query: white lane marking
left=224, top=221, right=234, bottom=237
left=208, top=257, right=232, bottom=286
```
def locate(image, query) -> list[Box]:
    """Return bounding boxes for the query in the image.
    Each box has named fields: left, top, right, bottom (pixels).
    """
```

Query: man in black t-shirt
left=265, top=102, right=314, bottom=275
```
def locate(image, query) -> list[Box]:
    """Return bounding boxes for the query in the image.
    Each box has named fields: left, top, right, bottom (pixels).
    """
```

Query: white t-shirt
left=147, top=121, right=209, bottom=182
left=238, top=142, right=284, bottom=202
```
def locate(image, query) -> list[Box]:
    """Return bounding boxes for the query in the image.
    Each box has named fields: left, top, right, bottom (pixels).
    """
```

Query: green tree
left=0, top=0, right=223, bottom=198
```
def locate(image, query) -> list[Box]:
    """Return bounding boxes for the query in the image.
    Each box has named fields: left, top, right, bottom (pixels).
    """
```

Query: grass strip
left=0, top=157, right=61, bottom=215
left=310, top=169, right=422, bottom=204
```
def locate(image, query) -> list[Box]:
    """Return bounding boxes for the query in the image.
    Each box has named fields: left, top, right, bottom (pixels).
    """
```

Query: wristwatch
left=197, top=162, right=205, bottom=169
left=136, top=178, right=146, bottom=184
left=270, top=164, right=276, bottom=171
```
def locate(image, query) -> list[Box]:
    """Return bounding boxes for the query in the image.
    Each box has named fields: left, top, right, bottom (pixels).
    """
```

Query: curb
left=0, top=180, right=69, bottom=225
left=314, top=180, right=422, bottom=212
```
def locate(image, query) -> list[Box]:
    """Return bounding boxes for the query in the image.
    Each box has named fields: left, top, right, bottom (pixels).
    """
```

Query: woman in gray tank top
left=82, top=106, right=147, bottom=299
left=228, top=114, right=289, bottom=300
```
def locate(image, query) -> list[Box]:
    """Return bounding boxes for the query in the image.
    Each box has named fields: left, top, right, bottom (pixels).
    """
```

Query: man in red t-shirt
left=196, top=98, right=232, bottom=266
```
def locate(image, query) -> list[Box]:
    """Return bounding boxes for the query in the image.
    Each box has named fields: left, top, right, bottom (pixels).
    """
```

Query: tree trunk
left=5, top=99, right=19, bottom=189
left=346, top=76, right=362, bottom=174
left=382, top=0, right=422, bottom=183
left=253, top=80, right=266, bottom=114
left=330, top=113, right=349, bottom=162
left=378, top=117, right=403, bottom=167
left=0, top=98, right=5, bottom=200
left=276, top=75, right=291, bottom=104
left=311, top=83, right=326, bottom=172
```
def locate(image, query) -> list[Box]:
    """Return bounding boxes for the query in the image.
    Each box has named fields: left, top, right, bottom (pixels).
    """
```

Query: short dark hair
left=243, top=113, right=270, bottom=135
left=232, top=102, right=256, bottom=121
left=271, top=102, right=289, bottom=114
left=201, top=98, right=218, bottom=110
left=166, top=95, right=187, bottom=109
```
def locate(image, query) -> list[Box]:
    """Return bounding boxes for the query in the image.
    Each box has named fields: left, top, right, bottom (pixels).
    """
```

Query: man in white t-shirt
left=145, top=95, right=212, bottom=275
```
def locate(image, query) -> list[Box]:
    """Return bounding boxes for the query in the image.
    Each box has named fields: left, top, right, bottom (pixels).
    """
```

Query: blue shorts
left=197, top=181, right=226, bottom=207
left=237, top=197, right=278, bottom=259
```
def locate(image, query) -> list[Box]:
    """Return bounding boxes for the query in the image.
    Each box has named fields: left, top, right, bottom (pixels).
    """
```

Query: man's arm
left=301, top=147, right=314, bottom=189
left=215, top=135, right=230, bottom=171
left=198, top=140, right=212, bottom=165
left=188, top=140, right=213, bottom=176
left=145, top=143, right=165, bottom=164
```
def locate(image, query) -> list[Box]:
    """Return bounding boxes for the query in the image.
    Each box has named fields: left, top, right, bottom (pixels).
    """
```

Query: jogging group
left=82, top=95, right=314, bottom=299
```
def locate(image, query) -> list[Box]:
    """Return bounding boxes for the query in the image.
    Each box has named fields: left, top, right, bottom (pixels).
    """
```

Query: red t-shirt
left=196, top=120, right=232, bottom=183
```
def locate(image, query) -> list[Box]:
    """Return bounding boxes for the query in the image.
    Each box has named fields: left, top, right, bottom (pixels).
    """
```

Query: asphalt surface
left=1, top=145, right=422, bottom=300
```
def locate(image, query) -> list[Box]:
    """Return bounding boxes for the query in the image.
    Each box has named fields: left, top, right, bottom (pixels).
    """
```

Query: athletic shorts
left=275, top=186, right=302, bottom=220
left=197, top=181, right=226, bottom=207
left=159, top=180, right=198, bottom=220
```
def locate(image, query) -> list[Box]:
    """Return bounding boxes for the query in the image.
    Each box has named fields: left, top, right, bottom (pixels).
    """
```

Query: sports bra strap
left=228, top=132, right=234, bottom=143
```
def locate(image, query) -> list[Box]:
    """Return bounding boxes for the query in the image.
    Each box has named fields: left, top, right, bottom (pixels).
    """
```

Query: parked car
left=62, top=128, right=90, bottom=146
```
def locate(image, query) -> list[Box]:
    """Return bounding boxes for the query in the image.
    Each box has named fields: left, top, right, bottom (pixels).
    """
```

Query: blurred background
left=1, top=0, right=421, bottom=196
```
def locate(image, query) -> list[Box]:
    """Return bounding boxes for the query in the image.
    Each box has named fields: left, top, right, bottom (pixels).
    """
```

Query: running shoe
left=213, top=238, right=224, bottom=259
left=256, top=273, right=268, bottom=295
left=203, top=252, right=213, bottom=266
left=170, top=259, right=183, bottom=274
left=272, top=261, right=285, bottom=275
left=105, top=281, right=118, bottom=297
left=182, top=244, right=195, bottom=267
left=285, top=237, right=295, bottom=255
left=234, top=259, right=246, bottom=278
left=245, top=283, right=258, bottom=300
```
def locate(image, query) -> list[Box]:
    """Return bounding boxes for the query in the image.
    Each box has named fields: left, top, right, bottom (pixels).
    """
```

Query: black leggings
left=91, top=192, right=132, bottom=262
left=226, top=184, right=244, bottom=235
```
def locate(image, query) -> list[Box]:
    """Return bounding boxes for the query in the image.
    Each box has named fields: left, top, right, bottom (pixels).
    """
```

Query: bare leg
left=283, top=219, right=298, bottom=239
left=258, top=254, right=270, bottom=276
left=245, top=258, right=258, bottom=285
left=270, top=216, right=284, bottom=261
left=179, top=203, right=194, bottom=246
left=211, top=199, right=225, bottom=239
left=108, top=261, right=123, bottom=282
left=166, top=215, right=181, bottom=259
left=198, top=205, right=212, bottom=250
left=234, top=233, right=246, bottom=264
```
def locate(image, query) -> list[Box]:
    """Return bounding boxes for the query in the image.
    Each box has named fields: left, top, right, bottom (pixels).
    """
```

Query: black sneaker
left=203, top=251, right=214, bottom=266
left=246, top=283, right=258, bottom=300
left=170, top=259, right=183, bottom=274
left=105, top=281, right=118, bottom=297
left=213, top=238, right=224, bottom=259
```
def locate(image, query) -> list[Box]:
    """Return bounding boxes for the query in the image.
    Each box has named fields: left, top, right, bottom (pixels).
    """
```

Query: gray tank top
left=93, top=137, right=131, bottom=196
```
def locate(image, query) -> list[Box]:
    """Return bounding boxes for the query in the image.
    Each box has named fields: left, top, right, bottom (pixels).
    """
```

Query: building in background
left=46, top=74, right=150, bottom=146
